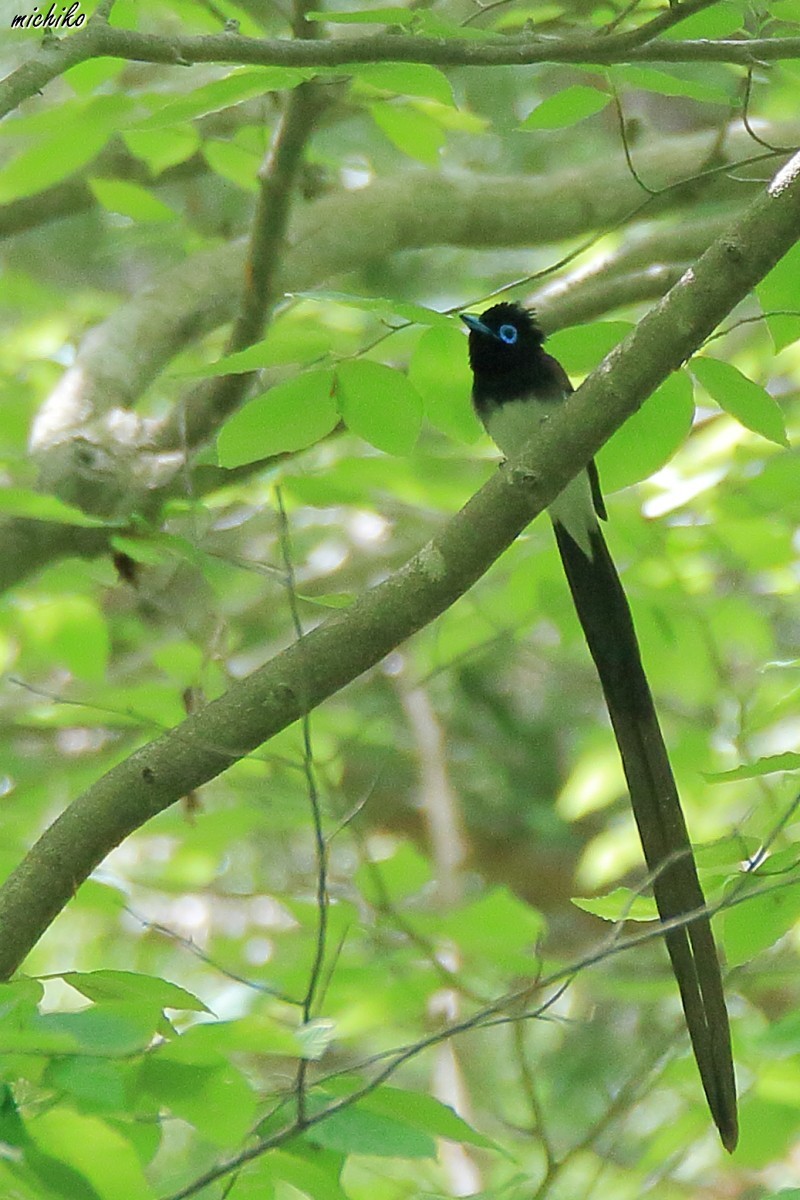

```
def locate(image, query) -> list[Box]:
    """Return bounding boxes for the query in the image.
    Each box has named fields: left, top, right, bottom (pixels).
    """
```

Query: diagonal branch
left=0, top=149, right=798, bottom=982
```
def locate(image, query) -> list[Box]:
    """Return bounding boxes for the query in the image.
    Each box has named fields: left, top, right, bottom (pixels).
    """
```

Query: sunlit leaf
left=122, top=126, right=200, bottom=174
left=573, top=888, right=658, bottom=921
left=690, top=356, right=789, bottom=447
left=58, top=970, right=210, bottom=1013
left=756, top=241, right=800, bottom=351
left=16, top=596, right=109, bottom=682
left=203, top=139, right=261, bottom=192
left=132, top=68, right=310, bottom=129
left=28, top=1109, right=154, bottom=1200
left=704, top=752, right=800, bottom=782
left=336, top=361, right=422, bottom=453
left=291, top=290, right=450, bottom=327
left=723, top=868, right=800, bottom=967
left=370, top=102, right=445, bottom=164
left=140, top=1058, right=258, bottom=1147
left=597, top=370, right=695, bottom=492
left=0, top=488, right=108, bottom=526
left=521, top=85, right=610, bottom=130
left=306, top=1096, right=436, bottom=1158
left=89, top=179, right=176, bottom=222
left=547, top=322, right=633, bottom=376
left=217, top=369, right=338, bottom=466
left=662, top=0, right=744, bottom=38
left=353, top=63, right=454, bottom=105
left=307, top=7, right=417, bottom=22
left=34, top=1005, right=157, bottom=1057
left=0, top=127, right=107, bottom=203
left=362, top=1087, right=498, bottom=1149
left=409, top=325, right=481, bottom=442
left=609, top=65, right=732, bottom=104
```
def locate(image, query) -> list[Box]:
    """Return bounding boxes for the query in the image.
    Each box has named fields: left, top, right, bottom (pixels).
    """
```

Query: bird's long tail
left=553, top=520, right=737, bottom=1152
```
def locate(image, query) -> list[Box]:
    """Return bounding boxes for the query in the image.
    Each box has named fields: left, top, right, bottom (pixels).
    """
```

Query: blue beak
left=460, top=313, right=496, bottom=338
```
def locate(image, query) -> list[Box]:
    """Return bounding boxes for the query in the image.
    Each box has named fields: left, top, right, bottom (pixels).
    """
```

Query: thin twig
left=275, top=484, right=329, bottom=1127
left=609, top=77, right=658, bottom=195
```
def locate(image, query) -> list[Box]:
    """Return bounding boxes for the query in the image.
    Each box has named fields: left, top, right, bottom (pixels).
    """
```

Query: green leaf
left=133, top=68, right=310, bottom=129
left=122, top=127, right=200, bottom=174
left=140, top=1059, right=258, bottom=1146
left=264, top=1147, right=350, bottom=1200
left=291, top=290, right=450, bottom=327
left=734, top=1097, right=800, bottom=1168
left=521, top=85, right=610, bottom=130
left=597, top=370, right=695, bottom=492
left=370, top=103, right=445, bottom=165
left=34, top=1005, right=157, bottom=1057
left=756, top=241, right=800, bottom=351
left=217, top=369, right=338, bottom=467
left=155, top=1016, right=301, bottom=1062
left=203, top=139, right=261, bottom=192
left=609, top=65, right=731, bottom=105
left=58, top=970, right=210, bottom=1014
left=0, top=127, right=108, bottom=203
left=192, top=337, right=283, bottom=377
left=17, top=596, right=109, bottom=682
left=546, top=321, right=633, bottom=375
left=355, top=842, right=432, bottom=905
left=0, top=487, right=108, bottom=526
left=336, top=361, right=422, bottom=454
left=662, top=0, right=744, bottom=38
left=28, top=1108, right=155, bottom=1200
left=352, top=63, right=454, bottom=105
left=573, top=888, right=658, bottom=922
left=723, top=869, right=800, bottom=967
left=690, top=357, right=789, bottom=447
left=361, top=1087, right=497, bottom=1150
left=88, top=179, right=176, bottom=222
left=307, top=7, right=417, bottom=22
left=0, top=94, right=133, bottom=140
left=409, top=325, right=481, bottom=442
left=44, top=1058, right=128, bottom=1114
left=297, top=1018, right=337, bottom=1061
left=306, top=1097, right=436, bottom=1158
left=415, top=887, right=544, bottom=968
left=704, top=752, right=800, bottom=782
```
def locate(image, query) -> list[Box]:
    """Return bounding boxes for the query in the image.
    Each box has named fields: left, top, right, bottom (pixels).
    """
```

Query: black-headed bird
left=462, top=301, right=737, bottom=1152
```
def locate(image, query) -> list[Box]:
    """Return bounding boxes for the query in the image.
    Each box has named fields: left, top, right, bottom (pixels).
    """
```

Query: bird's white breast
left=483, top=395, right=597, bottom=559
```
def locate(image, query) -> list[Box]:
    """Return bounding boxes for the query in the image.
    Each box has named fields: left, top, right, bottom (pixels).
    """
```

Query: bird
left=461, top=300, right=737, bottom=1152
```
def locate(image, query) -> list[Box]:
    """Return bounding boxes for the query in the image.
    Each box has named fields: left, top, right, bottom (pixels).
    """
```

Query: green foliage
left=690, top=356, right=789, bottom=447
left=2, top=1, right=800, bottom=1198
left=520, top=85, right=611, bottom=130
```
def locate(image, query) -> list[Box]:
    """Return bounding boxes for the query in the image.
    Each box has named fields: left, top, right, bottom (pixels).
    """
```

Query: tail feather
left=553, top=520, right=738, bottom=1152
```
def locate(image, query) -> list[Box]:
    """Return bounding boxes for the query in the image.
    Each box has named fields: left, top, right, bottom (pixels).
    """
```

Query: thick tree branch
left=30, top=121, right=797, bottom=451
left=0, top=149, right=798, bottom=980
left=3, top=20, right=800, bottom=122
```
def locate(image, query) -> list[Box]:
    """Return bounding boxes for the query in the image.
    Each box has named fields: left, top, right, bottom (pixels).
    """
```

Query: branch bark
left=30, top=121, right=797, bottom=445
left=4, top=21, right=800, bottom=121
left=0, top=149, right=798, bottom=981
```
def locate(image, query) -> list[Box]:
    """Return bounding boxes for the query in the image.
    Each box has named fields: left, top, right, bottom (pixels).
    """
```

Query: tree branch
left=30, top=121, right=797, bottom=451
left=4, top=22, right=800, bottom=122
left=1, top=148, right=798, bottom=981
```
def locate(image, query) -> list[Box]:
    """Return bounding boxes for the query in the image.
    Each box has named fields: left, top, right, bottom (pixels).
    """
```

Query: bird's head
left=460, top=302, right=545, bottom=378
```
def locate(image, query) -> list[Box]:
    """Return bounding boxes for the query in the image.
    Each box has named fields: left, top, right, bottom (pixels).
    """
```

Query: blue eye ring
left=498, top=324, right=518, bottom=344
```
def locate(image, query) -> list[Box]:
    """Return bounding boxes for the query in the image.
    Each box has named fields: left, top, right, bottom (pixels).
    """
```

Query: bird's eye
left=498, top=324, right=518, bottom=344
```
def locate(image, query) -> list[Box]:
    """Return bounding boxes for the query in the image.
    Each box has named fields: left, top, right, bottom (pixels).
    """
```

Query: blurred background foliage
left=1, top=0, right=800, bottom=1197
